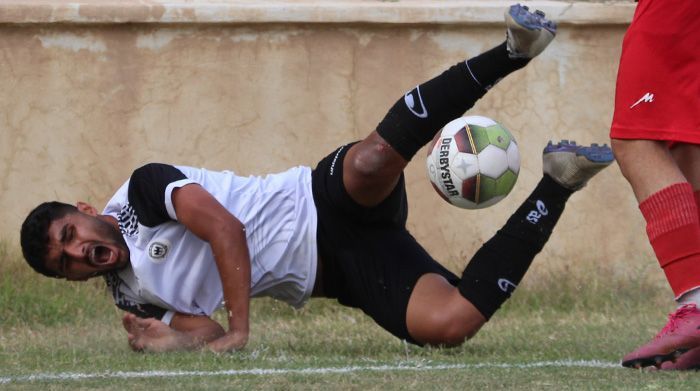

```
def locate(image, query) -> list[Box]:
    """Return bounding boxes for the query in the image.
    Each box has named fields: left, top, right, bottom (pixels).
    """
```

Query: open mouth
left=89, top=245, right=114, bottom=266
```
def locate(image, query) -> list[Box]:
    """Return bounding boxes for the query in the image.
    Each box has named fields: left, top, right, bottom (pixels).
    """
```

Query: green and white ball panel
left=476, top=145, right=509, bottom=178
left=506, top=141, right=520, bottom=174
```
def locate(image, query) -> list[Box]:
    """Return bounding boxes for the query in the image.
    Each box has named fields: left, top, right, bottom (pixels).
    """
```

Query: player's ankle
left=679, top=287, right=700, bottom=307
left=466, top=42, right=529, bottom=91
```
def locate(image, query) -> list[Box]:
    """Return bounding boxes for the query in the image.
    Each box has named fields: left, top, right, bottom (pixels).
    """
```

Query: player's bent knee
left=348, top=148, right=384, bottom=178
left=350, top=142, right=394, bottom=177
left=346, top=133, right=407, bottom=179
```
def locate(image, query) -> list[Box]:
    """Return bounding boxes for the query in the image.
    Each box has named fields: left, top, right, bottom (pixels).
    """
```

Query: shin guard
left=640, top=183, right=700, bottom=298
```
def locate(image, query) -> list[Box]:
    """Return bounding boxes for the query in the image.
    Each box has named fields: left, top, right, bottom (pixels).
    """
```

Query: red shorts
left=610, top=0, right=700, bottom=145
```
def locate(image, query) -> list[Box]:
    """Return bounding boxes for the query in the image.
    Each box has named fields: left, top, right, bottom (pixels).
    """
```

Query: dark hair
left=20, top=201, right=78, bottom=278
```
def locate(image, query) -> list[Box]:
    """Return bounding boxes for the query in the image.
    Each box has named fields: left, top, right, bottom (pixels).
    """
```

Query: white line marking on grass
left=0, top=360, right=619, bottom=384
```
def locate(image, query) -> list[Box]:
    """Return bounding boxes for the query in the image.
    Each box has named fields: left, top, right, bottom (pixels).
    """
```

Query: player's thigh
left=406, top=273, right=486, bottom=346
left=611, top=138, right=686, bottom=201
left=322, top=228, right=460, bottom=344
left=670, top=143, right=700, bottom=191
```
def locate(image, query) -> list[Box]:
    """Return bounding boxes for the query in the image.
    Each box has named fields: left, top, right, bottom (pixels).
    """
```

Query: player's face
left=44, top=208, right=129, bottom=281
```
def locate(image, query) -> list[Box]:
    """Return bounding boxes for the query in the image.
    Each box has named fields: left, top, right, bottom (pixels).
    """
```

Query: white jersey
left=101, top=164, right=318, bottom=324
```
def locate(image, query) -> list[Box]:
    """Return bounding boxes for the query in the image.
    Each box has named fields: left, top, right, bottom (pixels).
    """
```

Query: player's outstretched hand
left=122, top=313, right=181, bottom=353
left=206, top=329, right=249, bottom=353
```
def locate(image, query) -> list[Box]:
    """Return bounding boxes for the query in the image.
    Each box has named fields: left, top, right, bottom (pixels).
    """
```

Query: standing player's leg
left=612, top=139, right=700, bottom=369
left=342, top=4, right=557, bottom=207
left=618, top=142, right=700, bottom=369
left=671, top=143, right=700, bottom=306
left=610, top=139, right=700, bottom=299
left=608, top=0, right=700, bottom=369
left=406, top=141, right=613, bottom=345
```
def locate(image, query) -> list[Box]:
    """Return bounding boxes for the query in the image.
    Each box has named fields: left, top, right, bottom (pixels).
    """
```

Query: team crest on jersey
left=148, top=240, right=170, bottom=262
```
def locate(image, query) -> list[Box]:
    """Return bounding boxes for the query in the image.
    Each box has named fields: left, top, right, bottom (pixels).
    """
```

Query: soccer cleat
left=542, top=140, right=613, bottom=190
left=622, top=304, right=700, bottom=369
left=651, top=346, right=700, bottom=371
left=505, top=4, right=557, bottom=59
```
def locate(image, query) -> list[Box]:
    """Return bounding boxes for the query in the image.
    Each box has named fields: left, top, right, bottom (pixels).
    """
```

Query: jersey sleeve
left=127, top=163, right=194, bottom=227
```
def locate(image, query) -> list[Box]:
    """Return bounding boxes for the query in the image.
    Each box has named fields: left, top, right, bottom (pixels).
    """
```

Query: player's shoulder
left=128, top=163, right=188, bottom=191
left=131, top=163, right=184, bottom=178
left=127, top=164, right=190, bottom=227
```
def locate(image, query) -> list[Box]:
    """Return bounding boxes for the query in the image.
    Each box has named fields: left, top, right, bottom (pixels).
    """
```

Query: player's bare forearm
left=206, top=328, right=250, bottom=353
left=208, top=220, right=251, bottom=351
left=171, top=183, right=252, bottom=352
left=171, top=312, right=226, bottom=341
left=123, top=313, right=224, bottom=352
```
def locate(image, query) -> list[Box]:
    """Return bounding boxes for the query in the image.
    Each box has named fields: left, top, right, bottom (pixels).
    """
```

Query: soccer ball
left=426, top=116, right=520, bottom=209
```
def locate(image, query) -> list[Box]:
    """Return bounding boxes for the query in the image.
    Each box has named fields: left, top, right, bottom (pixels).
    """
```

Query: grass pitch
left=1, top=242, right=699, bottom=390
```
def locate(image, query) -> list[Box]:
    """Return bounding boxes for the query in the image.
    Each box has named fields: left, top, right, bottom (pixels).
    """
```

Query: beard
left=90, top=216, right=130, bottom=271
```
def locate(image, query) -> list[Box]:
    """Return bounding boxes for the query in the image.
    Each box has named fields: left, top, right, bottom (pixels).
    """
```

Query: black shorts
left=311, top=143, right=459, bottom=344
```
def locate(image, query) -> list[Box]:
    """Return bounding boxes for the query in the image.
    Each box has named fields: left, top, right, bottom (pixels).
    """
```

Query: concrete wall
left=1, top=1, right=649, bottom=276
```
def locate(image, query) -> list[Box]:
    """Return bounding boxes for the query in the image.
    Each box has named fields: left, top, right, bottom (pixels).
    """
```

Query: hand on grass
left=206, top=330, right=249, bottom=353
left=122, top=313, right=246, bottom=353
left=122, top=313, right=181, bottom=353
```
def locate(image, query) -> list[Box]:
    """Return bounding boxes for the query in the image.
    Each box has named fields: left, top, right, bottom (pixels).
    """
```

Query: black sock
left=466, top=42, right=530, bottom=90
left=458, top=175, right=573, bottom=319
left=376, top=41, right=530, bottom=161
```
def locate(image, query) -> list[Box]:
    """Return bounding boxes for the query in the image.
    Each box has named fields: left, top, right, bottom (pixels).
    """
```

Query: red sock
left=639, top=183, right=700, bottom=298
left=695, top=190, right=700, bottom=220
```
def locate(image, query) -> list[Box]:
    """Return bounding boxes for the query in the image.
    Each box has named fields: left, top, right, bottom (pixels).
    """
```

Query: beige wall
left=0, top=1, right=650, bottom=277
